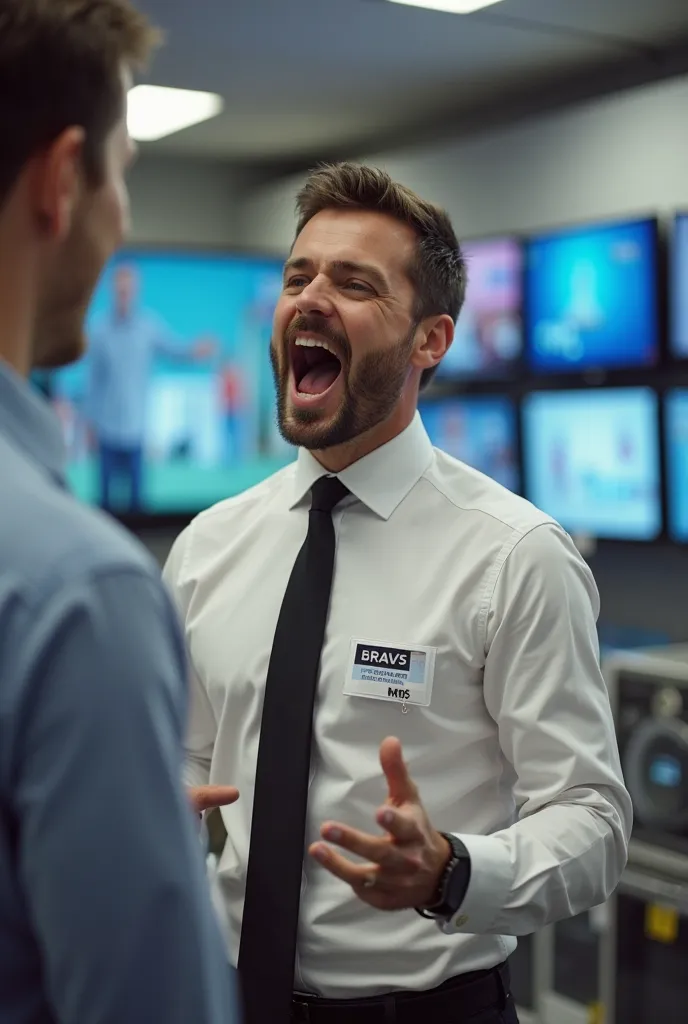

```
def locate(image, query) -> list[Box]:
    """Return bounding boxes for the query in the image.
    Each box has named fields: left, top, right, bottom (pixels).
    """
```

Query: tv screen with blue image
left=671, top=214, right=688, bottom=358
left=525, top=218, right=659, bottom=372
left=47, top=248, right=295, bottom=516
left=435, top=236, right=523, bottom=379
left=664, top=390, right=688, bottom=541
left=419, top=395, right=520, bottom=493
left=522, top=388, right=661, bottom=540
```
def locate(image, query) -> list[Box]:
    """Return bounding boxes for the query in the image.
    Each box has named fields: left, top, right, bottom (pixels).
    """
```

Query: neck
left=0, top=202, right=38, bottom=379
left=0, top=264, right=34, bottom=379
left=115, top=305, right=130, bottom=321
left=311, top=398, right=417, bottom=474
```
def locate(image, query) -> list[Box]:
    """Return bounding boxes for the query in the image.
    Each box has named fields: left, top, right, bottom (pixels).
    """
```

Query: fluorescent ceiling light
left=127, top=85, right=224, bottom=141
left=387, top=0, right=505, bottom=13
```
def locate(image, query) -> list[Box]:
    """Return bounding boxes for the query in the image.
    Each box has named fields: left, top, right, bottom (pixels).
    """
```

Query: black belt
left=292, top=961, right=511, bottom=1023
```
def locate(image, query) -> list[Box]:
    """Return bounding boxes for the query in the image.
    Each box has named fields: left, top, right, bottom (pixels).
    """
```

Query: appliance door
left=553, top=910, right=602, bottom=1006
left=509, top=932, right=536, bottom=1017
left=540, top=910, right=606, bottom=1024
left=608, top=868, right=688, bottom=1024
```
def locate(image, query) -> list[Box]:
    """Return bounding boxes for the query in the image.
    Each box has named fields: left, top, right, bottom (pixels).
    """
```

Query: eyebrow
left=283, top=257, right=390, bottom=294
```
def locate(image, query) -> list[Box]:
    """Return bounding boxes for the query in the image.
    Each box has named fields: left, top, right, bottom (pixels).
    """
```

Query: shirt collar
left=290, top=412, right=434, bottom=520
left=0, top=360, right=66, bottom=485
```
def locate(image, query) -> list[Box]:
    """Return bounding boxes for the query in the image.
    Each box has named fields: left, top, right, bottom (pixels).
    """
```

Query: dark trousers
left=291, top=1000, right=518, bottom=1023
left=98, top=442, right=143, bottom=512
left=290, top=1002, right=518, bottom=1024
left=290, top=963, right=519, bottom=1023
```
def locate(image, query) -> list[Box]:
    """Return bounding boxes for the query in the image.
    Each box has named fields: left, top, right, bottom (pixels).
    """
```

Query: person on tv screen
left=219, top=359, right=247, bottom=462
left=85, top=262, right=216, bottom=511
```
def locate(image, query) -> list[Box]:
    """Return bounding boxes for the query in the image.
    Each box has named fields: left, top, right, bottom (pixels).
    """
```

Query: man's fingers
left=309, top=842, right=381, bottom=889
left=379, top=737, right=419, bottom=806
left=376, top=806, right=424, bottom=843
left=319, top=822, right=420, bottom=873
left=188, top=785, right=240, bottom=815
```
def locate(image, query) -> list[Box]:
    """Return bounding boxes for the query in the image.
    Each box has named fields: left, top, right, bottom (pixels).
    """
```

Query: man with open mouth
left=164, top=162, right=630, bottom=1024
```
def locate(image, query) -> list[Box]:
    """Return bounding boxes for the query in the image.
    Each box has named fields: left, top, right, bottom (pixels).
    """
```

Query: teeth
left=295, top=337, right=337, bottom=357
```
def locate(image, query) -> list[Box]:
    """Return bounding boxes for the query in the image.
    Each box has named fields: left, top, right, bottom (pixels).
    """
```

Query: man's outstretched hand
left=309, top=737, right=450, bottom=910
left=188, top=785, right=240, bottom=817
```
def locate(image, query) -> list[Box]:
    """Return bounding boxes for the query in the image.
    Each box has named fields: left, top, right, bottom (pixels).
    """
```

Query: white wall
left=240, top=74, right=688, bottom=251
left=127, top=154, right=243, bottom=247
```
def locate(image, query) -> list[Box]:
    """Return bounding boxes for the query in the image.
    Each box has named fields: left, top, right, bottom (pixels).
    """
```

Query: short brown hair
left=0, top=0, right=160, bottom=206
left=295, top=162, right=467, bottom=388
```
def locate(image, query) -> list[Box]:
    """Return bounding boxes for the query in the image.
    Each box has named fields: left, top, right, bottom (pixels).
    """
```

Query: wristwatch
left=416, top=833, right=471, bottom=921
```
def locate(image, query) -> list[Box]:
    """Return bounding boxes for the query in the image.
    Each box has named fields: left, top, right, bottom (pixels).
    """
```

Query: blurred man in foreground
left=0, top=2, right=239, bottom=1022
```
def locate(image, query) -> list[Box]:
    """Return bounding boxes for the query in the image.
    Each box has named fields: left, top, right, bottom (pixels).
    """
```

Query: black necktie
left=238, top=475, right=350, bottom=1024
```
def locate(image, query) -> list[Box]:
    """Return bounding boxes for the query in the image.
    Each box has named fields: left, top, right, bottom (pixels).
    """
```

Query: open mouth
left=290, top=337, right=343, bottom=398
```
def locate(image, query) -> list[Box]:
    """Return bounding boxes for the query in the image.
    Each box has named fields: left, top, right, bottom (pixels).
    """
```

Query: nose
left=295, top=274, right=334, bottom=319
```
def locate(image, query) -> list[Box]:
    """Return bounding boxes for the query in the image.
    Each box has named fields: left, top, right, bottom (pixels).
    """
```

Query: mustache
left=283, top=314, right=351, bottom=364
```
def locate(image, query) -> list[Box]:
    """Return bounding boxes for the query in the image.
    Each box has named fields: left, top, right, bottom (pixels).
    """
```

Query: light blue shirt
left=87, top=310, right=186, bottom=447
left=0, top=360, right=239, bottom=1024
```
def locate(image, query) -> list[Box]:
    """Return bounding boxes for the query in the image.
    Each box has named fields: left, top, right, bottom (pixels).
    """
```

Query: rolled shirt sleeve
left=11, top=566, right=239, bottom=1024
left=442, top=523, right=632, bottom=937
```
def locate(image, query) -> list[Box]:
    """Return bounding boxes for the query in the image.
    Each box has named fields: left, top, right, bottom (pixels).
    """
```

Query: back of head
left=294, top=163, right=466, bottom=389
left=0, top=0, right=159, bottom=371
left=0, top=0, right=158, bottom=207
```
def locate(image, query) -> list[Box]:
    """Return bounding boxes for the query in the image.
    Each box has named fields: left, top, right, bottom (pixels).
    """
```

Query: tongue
left=298, top=365, right=340, bottom=396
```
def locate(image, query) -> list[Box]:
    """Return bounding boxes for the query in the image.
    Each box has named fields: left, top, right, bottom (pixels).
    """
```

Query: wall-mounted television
left=47, top=248, right=294, bottom=517
left=664, top=389, right=688, bottom=542
left=521, top=387, right=661, bottom=541
left=419, top=395, right=520, bottom=493
left=435, top=236, right=523, bottom=380
left=670, top=213, right=688, bottom=359
left=525, top=217, right=660, bottom=373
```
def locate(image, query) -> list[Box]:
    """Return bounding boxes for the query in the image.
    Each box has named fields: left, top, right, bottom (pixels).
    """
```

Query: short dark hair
left=0, top=0, right=160, bottom=207
left=294, top=162, right=467, bottom=388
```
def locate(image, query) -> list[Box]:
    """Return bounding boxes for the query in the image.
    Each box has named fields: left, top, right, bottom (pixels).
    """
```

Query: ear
left=29, top=126, right=86, bottom=243
left=411, top=314, right=455, bottom=377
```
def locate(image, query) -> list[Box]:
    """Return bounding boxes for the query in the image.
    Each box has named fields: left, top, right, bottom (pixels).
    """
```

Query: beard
left=271, top=315, right=417, bottom=451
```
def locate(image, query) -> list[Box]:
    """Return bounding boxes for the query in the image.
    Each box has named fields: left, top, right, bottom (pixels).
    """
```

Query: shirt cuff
left=438, top=832, right=513, bottom=936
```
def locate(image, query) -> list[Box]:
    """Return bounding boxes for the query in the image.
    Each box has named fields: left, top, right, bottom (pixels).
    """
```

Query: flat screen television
left=46, top=248, right=294, bottom=517
left=664, top=389, right=688, bottom=542
left=525, top=217, right=660, bottom=373
left=419, top=395, right=520, bottom=493
left=521, top=387, right=662, bottom=540
left=435, top=236, right=523, bottom=380
left=670, top=213, right=688, bottom=358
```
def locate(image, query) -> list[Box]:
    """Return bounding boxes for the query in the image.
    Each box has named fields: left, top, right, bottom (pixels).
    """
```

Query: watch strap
left=416, top=833, right=470, bottom=920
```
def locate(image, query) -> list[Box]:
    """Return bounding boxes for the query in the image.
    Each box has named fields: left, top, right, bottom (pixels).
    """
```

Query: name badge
left=344, top=638, right=436, bottom=707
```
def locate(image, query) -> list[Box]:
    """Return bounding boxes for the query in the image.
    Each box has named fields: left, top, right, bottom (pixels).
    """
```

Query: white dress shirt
left=163, top=413, right=631, bottom=1000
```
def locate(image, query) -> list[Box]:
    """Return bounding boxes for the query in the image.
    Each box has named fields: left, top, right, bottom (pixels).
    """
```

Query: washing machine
left=600, top=863, right=688, bottom=1024
left=536, top=905, right=607, bottom=1024
left=603, top=644, right=688, bottom=877
left=509, top=931, right=541, bottom=1024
